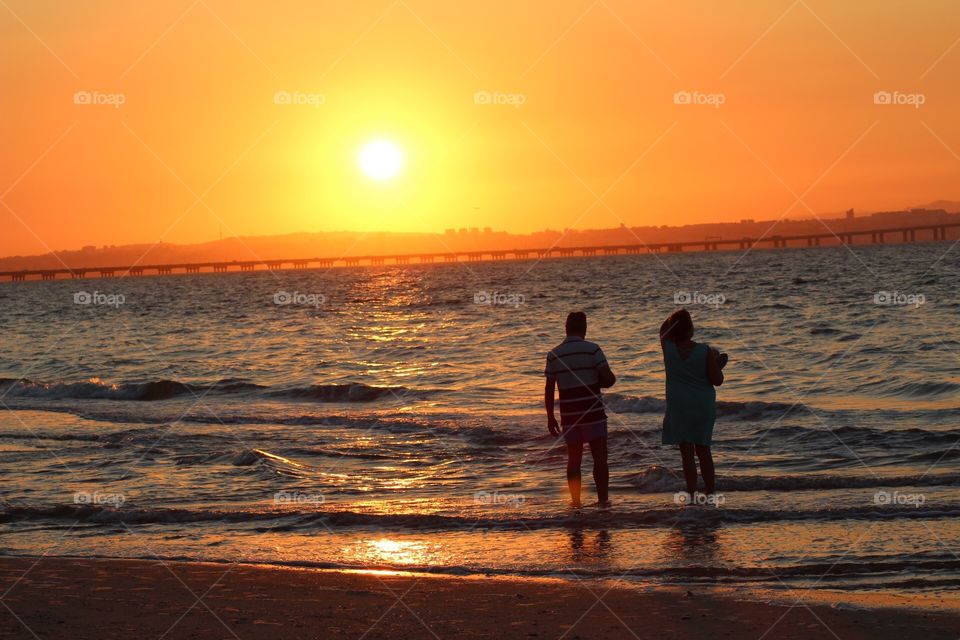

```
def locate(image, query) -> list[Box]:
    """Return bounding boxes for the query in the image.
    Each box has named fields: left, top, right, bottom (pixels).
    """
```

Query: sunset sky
left=2, top=0, right=960, bottom=256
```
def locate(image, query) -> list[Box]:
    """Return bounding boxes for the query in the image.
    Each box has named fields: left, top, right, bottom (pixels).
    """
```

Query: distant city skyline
left=3, top=201, right=957, bottom=273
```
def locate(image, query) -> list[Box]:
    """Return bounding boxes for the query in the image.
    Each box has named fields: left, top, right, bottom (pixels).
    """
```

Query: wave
left=605, top=394, right=804, bottom=419
left=888, top=381, right=960, bottom=397
left=0, top=377, right=421, bottom=403
left=747, top=424, right=960, bottom=447
left=852, top=378, right=960, bottom=398
left=809, top=326, right=842, bottom=336
left=0, top=414, right=534, bottom=452
left=5, top=502, right=960, bottom=530
left=266, top=383, right=418, bottom=402
left=604, top=394, right=664, bottom=414
left=0, top=377, right=199, bottom=401
left=6, top=552, right=956, bottom=587
left=626, top=465, right=960, bottom=493
left=757, top=302, right=795, bottom=310
left=0, top=426, right=233, bottom=449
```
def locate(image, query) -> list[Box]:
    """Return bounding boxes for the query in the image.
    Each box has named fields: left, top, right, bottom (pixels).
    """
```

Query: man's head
left=565, top=311, right=587, bottom=337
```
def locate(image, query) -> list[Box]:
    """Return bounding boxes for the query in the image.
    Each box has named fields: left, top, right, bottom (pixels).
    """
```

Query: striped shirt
left=544, top=336, right=609, bottom=428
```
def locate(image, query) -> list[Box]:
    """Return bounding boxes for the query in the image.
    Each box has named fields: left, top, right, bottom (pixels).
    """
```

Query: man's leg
left=679, top=443, right=697, bottom=496
left=566, top=441, right=583, bottom=506
left=695, top=445, right=715, bottom=495
left=587, top=437, right=609, bottom=503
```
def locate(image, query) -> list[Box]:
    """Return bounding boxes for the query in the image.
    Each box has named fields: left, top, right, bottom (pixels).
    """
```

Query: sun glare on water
left=359, top=140, right=403, bottom=180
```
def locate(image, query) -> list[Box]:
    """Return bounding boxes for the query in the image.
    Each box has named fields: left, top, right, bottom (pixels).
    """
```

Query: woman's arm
left=706, top=347, right=724, bottom=386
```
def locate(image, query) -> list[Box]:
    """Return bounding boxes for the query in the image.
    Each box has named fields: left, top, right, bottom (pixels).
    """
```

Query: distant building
left=871, top=210, right=907, bottom=220
left=444, top=228, right=455, bottom=236
left=483, top=227, right=492, bottom=234
left=909, top=208, right=948, bottom=217
left=740, top=219, right=754, bottom=224
left=846, top=208, right=855, bottom=219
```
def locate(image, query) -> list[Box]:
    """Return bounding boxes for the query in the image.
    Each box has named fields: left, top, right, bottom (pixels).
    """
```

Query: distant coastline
left=2, top=202, right=959, bottom=273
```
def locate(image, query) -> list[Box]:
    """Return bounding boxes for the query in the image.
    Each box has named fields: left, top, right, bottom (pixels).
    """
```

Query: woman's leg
left=588, top=437, right=609, bottom=503
left=679, top=443, right=697, bottom=496
left=695, top=445, right=715, bottom=495
left=567, top=442, right=584, bottom=506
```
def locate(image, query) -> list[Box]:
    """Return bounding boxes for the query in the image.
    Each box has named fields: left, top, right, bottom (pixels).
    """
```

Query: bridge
left=2, top=221, right=958, bottom=282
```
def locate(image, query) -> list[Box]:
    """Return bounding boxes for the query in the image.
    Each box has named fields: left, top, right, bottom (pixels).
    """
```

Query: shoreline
left=0, top=556, right=957, bottom=639
left=2, top=551, right=960, bottom=615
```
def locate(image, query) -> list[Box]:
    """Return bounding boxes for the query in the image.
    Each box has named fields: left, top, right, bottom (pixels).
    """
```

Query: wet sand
left=0, top=556, right=956, bottom=639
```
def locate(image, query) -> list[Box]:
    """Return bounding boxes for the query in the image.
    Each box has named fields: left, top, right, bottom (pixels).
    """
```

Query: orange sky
left=2, top=0, right=960, bottom=256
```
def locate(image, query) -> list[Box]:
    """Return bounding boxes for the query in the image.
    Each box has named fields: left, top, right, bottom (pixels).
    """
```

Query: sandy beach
left=0, top=556, right=956, bottom=639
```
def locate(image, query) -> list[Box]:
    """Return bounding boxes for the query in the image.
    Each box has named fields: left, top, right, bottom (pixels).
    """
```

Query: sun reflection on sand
left=345, top=568, right=411, bottom=577
left=347, top=538, right=436, bottom=566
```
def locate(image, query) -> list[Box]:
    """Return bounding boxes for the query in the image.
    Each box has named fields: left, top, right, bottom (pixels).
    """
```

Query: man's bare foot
left=597, top=500, right=612, bottom=511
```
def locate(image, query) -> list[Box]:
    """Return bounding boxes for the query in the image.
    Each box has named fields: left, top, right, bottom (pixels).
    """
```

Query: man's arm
left=544, top=377, right=559, bottom=436
left=598, top=364, right=616, bottom=388
left=595, top=347, right=616, bottom=388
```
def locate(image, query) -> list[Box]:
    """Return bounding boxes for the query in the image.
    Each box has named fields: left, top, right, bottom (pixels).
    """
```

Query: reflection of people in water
left=665, top=522, right=721, bottom=566
left=568, top=528, right=612, bottom=563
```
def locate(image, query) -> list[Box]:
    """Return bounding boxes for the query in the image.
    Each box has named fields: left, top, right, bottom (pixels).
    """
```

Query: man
left=544, top=311, right=616, bottom=509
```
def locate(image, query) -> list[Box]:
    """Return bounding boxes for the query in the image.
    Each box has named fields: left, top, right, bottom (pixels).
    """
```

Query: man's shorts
left=562, top=420, right=608, bottom=446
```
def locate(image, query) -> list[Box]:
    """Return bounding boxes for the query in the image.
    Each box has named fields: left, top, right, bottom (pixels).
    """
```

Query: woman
left=659, top=308, right=727, bottom=503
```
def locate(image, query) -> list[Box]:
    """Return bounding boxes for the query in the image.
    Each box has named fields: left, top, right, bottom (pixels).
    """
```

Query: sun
left=358, top=140, right=403, bottom=180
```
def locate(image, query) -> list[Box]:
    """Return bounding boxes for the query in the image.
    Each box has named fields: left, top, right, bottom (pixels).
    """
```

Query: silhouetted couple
left=544, top=309, right=727, bottom=509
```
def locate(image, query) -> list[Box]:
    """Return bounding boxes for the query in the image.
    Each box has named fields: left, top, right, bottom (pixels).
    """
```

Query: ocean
left=1, top=242, right=958, bottom=600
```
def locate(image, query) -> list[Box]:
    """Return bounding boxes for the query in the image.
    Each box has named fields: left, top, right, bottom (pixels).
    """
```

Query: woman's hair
left=661, top=308, right=694, bottom=342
